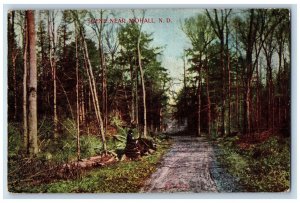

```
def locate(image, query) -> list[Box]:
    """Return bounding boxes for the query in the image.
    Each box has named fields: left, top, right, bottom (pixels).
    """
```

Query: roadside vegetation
left=211, top=132, right=290, bottom=192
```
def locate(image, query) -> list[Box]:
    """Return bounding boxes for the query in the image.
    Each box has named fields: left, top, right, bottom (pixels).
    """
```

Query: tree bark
left=23, top=13, right=28, bottom=152
left=197, top=65, right=202, bottom=137
left=130, top=64, right=135, bottom=124
left=235, top=30, right=240, bottom=130
left=226, top=23, right=231, bottom=136
left=27, top=10, right=38, bottom=156
left=10, top=11, right=18, bottom=120
left=205, top=57, right=211, bottom=136
left=48, top=11, right=58, bottom=139
left=80, top=82, right=86, bottom=124
left=75, top=24, right=81, bottom=161
left=221, top=37, right=226, bottom=136
left=135, top=68, right=139, bottom=137
left=243, top=9, right=255, bottom=135
left=137, top=32, right=147, bottom=138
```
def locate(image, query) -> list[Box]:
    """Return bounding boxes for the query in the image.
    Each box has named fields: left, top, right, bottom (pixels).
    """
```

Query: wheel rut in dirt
left=141, top=135, right=218, bottom=193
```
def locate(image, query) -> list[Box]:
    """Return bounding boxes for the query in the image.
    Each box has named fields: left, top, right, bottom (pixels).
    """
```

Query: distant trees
left=206, top=9, right=231, bottom=136
left=182, top=13, right=214, bottom=136
left=117, top=21, right=168, bottom=136
left=177, top=9, right=290, bottom=137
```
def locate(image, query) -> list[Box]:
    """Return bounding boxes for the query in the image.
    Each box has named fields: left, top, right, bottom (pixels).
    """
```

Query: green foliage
left=8, top=122, right=23, bottom=157
left=215, top=135, right=290, bottom=192
left=110, top=115, right=127, bottom=136
left=8, top=119, right=105, bottom=163
left=38, top=118, right=53, bottom=140
left=61, top=118, right=76, bottom=138
left=80, top=136, right=103, bottom=158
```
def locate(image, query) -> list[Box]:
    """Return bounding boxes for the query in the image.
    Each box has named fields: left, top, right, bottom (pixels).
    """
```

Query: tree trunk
left=137, top=33, right=147, bottom=138
left=81, top=82, right=86, bottom=124
left=197, top=66, right=202, bottom=137
left=23, top=13, right=28, bottom=152
left=159, top=107, right=163, bottom=132
left=255, top=60, right=260, bottom=132
left=80, top=26, right=107, bottom=152
left=246, top=79, right=251, bottom=134
left=226, top=25, right=231, bottom=136
left=101, top=50, right=108, bottom=140
left=205, top=57, right=211, bottom=136
left=130, top=64, right=135, bottom=124
left=243, top=9, right=255, bottom=135
left=235, top=30, right=240, bottom=130
left=221, top=37, right=226, bottom=136
left=10, top=11, right=18, bottom=121
left=75, top=24, right=80, bottom=161
left=27, top=10, right=38, bottom=156
left=135, top=69, right=139, bottom=136
left=48, top=12, right=58, bottom=139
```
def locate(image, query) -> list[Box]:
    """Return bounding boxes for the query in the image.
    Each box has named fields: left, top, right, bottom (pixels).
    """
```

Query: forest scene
left=7, top=8, right=291, bottom=193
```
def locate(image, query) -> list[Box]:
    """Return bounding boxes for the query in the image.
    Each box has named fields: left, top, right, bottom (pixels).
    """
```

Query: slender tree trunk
left=81, top=82, right=86, bottom=124
left=135, top=69, right=139, bottom=137
left=205, top=58, right=211, bottom=136
left=221, top=37, right=226, bottom=136
left=197, top=66, right=202, bottom=137
left=277, top=44, right=283, bottom=126
left=130, top=64, right=135, bottom=124
left=53, top=58, right=58, bottom=138
left=75, top=25, right=80, bottom=161
left=159, top=107, right=162, bottom=132
left=137, top=33, right=147, bottom=138
left=246, top=78, right=251, bottom=135
left=183, top=54, right=187, bottom=123
left=80, top=27, right=107, bottom=151
left=226, top=33, right=231, bottom=136
left=236, top=67, right=239, bottom=130
left=235, top=30, right=240, bottom=130
left=101, top=51, right=108, bottom=139
left=255, top=60, right=260, bottom=132
left=10, top=11, right=18, bottom=121
left=48, top=12, right=58, bottom=139
left=243, top=9, right=255, bottom=135
left=27, top=10, right=38, bottom=156
left=23, top=14, right=28, bottom=152
left=88, top=88, right=91, bottom=113
left=277, top=52, right=282, bottom=125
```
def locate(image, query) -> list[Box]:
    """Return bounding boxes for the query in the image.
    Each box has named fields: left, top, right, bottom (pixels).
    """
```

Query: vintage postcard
left=7, top=8, right=291, bottom=193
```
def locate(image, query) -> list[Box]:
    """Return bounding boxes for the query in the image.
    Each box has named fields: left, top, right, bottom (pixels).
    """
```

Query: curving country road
left=141, top=135, right=240, bottom=193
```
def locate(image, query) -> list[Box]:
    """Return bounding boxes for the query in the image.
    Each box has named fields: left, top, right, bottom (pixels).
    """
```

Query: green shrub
left=8, top=123, right=23, bottom=157
left=61, top=118, right=76, bottom=138
left=37, top=117, right=53, bottom=140
left=80, top=135, right=103, bottom=158
left=225, top=151, right=249, bottom=177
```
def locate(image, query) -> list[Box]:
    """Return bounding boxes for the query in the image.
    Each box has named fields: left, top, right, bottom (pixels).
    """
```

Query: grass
left=13, top=141, right=171, bottom=193
left=212, top=134, right=290, bottom=192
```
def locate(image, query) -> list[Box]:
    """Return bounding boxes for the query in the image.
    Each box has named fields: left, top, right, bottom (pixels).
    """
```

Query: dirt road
left=141, top=135, right=240, bottom=193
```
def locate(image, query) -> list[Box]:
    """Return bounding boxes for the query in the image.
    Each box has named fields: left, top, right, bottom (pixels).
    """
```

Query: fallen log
left=62, top=155, right=116, bottom=171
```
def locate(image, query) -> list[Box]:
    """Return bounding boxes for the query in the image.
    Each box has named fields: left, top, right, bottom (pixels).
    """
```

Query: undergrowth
left=213, top=133, right=290, bottom=192
left=10, top=140, right=171, bottom=193
left=8, top=119, right=171, bottom=193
